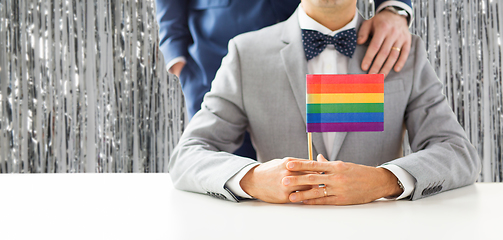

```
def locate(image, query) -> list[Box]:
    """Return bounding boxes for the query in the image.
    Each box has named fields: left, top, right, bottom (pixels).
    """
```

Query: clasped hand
left=240, top=154, right=402, bottom=205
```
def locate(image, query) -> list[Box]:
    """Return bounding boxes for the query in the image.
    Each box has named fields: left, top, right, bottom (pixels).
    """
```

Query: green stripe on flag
left=307, top=103, right=384, bottom=114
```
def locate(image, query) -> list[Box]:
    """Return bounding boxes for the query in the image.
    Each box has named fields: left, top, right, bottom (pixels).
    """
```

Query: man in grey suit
left=169, top=0, right=480, bottom=205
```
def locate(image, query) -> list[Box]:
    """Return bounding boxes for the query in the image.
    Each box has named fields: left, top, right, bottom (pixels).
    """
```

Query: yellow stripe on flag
left=307, top=93, right=384, bottom=104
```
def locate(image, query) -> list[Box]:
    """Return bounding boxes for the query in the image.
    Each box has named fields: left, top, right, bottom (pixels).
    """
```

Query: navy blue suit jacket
left=156, top=0, right=411, bottom=118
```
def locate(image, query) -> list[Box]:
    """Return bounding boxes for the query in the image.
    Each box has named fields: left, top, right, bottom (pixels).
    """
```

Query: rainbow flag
left=306, top=74, right=384, bottom=132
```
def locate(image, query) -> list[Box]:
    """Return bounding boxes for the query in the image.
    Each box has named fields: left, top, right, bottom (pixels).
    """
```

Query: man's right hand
left=239, top=158, right=314, bottom=203
left=168, top=61, right=185, bottom=77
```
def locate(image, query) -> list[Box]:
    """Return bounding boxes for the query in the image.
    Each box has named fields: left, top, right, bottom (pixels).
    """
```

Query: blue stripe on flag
left=307, top=112, right=384, bottom=123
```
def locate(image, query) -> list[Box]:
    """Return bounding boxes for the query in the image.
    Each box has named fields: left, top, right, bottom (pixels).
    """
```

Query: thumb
left=357, top=18, right=372, bottom=44
left=317, top=154, right=329, bottom=162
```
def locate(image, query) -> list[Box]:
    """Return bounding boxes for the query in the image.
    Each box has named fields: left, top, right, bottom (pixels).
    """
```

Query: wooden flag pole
left=308, top=132, right=313, bottom=160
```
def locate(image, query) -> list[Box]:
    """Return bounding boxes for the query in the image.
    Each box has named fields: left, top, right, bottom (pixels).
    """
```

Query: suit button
left=206, top=192, right=227, bottom=200
left=422, top=188, right=428, bottom=196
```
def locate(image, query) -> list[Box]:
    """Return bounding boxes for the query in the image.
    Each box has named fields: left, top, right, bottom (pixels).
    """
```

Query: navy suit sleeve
left=375, top=0, right=412, bottom=9
left=156, top=0, right=191, bottom=64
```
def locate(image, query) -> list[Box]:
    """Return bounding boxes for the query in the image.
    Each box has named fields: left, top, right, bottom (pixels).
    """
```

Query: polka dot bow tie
left=301, top=28, right=357, bottom=60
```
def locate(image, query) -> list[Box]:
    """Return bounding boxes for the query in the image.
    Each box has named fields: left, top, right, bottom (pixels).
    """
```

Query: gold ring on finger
left=323, top=186, right=328, bottom=197
left=392, top=46, right=401, bottom=52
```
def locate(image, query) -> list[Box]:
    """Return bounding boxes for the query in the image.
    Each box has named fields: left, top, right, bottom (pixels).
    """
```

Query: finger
left=286, top=160, right=331, bottom=172
left=289, top=171, right=318, bottom=176
left=289, top=186, right=328, bottom=202
left=283, top=157, right=312, bottom=162
left=394, top=38, right=411, bottom=72
left=283, top=157, right=313, bottom=173
left=368, top=36, right=396, bottom=74
left=290, top=185, right=314, bottom=193
left=357, top=18, right=372, bottom=45
left=282, top=173, right=327, bottom=187
left=378, top=43, right=402, bottom=77
left=303, top=196, right=339, bottom=205
left=361, top=29, right=387, bottom=72
left=317, top=154, right=328, bottom=162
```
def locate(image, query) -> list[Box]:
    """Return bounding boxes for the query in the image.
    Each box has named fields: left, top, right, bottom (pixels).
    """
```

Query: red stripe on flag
left=306, top=74, right=384, bottom=85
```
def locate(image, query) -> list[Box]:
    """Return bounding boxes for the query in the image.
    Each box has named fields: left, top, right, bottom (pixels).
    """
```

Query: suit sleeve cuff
left=379, top=164, right=416, bottom=200
left=376, top=1, right=413, bottom=27
left=166, top=56, right=187, bottom=71
left=225, top=163, right=259, bottom=199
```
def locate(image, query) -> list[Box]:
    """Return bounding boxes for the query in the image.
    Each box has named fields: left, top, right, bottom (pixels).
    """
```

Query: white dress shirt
left=226, top=6, right=415, bottom=200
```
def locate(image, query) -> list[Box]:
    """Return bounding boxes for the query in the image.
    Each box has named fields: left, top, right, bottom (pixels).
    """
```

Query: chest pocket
left=384, top=78, right=405, bottom=95
left=190, top=0, right=230, bottom=9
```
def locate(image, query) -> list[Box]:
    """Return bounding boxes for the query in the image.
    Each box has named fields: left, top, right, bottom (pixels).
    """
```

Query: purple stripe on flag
left=307, top=122, right=384, bottom=132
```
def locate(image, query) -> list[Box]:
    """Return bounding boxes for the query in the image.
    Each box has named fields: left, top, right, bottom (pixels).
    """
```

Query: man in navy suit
left=156, top=0, right=413, bottom=159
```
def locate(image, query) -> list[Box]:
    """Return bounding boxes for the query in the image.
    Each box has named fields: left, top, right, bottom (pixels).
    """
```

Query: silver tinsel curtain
left=1, top=1, right=502, bottom=181
left=412, top=1, right=502, bottom=183
left=0, top=0, right=185, bottom=173
left=358, top=0, right=503, bottom=182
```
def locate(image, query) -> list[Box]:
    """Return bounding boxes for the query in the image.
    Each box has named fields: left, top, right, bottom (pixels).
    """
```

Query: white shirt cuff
left=379, top=164, right=416, bottom=200
left=225, top=163, right=259, bottom=199
left=166, top=56, right=187, bottom=71
left=376, top=1, right=413, bottom=27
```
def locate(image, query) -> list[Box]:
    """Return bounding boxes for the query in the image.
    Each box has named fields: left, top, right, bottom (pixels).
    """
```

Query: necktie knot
left=302, top=28, right=357, bottom=60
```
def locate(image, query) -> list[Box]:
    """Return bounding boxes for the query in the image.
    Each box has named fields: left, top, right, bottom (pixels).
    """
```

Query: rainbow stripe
left=306, top=74, right=384, bottom=132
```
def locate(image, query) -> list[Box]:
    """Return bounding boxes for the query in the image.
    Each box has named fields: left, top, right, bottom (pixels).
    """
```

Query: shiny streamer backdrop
left=0, top=0, right=185, bottom=173
left=0, top=1, right=502, bottom=182
left=359, top=0, right=503, bottom=182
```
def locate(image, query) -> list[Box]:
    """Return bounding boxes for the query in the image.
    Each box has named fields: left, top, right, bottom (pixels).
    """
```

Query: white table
left=0, top=174, right=501, bottom=240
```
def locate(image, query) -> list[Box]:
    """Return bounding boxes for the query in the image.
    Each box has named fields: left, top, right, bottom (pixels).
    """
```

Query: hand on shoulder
left=358, top=9, right=411, bottom=76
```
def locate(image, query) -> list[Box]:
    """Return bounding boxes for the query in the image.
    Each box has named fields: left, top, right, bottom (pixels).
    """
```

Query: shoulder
left=231, top=21, right=287, bottom=51
left=407, top=34, right=435, bottom=76
left=409, top=34, right=426, bottom=58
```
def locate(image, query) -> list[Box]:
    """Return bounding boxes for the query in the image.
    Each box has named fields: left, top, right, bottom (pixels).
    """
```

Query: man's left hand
left=282, top=154, right=403, bottom=205
left=357, top=9, right=411, bottom=76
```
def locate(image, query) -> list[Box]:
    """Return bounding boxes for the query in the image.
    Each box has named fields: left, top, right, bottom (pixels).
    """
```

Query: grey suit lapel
left=328, top=45, right=368, bottom=160
left=279, top=10, right=327, bottom=158
left=348, top=40, right=368, bottom=75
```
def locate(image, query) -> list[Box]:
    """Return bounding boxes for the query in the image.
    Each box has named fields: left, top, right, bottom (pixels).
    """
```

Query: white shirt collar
left=298, top=4, right=362, bottom=37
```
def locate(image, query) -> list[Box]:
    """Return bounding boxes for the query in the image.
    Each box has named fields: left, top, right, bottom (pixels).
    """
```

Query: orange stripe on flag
left=307, top=84, right=384, bottom=94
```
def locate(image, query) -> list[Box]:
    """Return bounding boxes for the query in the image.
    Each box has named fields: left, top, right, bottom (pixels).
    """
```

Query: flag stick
left=308, top=132, right=313, bottom=160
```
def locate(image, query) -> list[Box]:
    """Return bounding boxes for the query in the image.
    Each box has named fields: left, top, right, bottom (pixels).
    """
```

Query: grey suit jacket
left=169, top=10, right=481, bottom=202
